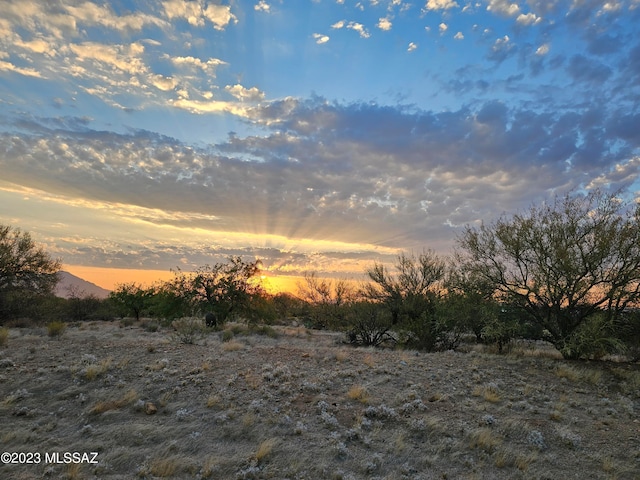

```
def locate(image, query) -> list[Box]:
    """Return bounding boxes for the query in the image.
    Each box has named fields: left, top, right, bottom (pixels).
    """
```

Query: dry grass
left=89, top=389, right=138, bottom=414
left=346, top=384, right=370, bottom=403
left=222, top=340, right=244, bottom=351
left=255, top=437, right=278, bottom=463
left=0, top=321, right=637, bottom=479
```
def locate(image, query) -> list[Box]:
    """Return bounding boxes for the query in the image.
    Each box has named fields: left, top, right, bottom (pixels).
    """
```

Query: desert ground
left=0, top=320, right=639, bottom=480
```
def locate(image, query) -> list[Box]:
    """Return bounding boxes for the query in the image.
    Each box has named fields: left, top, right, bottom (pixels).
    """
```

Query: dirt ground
left=0, top=320, right=639, bottom=479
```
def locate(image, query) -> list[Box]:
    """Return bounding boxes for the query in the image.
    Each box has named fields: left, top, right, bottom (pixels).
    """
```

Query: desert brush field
left=0, top=320, right=639, bottom=480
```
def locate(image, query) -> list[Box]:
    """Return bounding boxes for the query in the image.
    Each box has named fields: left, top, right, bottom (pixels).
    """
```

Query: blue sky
left=1, top=0, right=639, bottom=290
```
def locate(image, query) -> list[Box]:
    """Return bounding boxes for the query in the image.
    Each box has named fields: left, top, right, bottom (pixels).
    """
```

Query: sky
left=1, top=0, right=639, bottom=293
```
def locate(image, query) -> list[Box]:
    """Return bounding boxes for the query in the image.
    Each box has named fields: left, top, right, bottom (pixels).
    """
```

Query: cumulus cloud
left=516, top=12, right=541, bottom=25
left=407, top=42, right=418, bottom=52
left=454, top=32, right=464, bottom=40
left=377, top=17, right=393, bottom=30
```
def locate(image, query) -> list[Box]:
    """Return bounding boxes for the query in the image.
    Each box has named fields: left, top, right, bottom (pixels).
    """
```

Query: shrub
left=0, top=327, right=8, bottom=346
left=221, top=329, right=234, bottom=342
left=345, top=302, right=393, bottom=347
left=171, top=317, right=207, bottom=344
left=47, top=320, right=66, bottom=337
left=561, top=312, right=625, bottom=360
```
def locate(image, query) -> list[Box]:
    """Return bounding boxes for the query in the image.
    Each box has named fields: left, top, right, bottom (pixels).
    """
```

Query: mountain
left=55, top=271, right=111, bottom=299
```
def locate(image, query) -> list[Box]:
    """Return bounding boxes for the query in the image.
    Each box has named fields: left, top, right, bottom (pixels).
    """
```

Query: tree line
left=1, top=190, right=639, bottom=360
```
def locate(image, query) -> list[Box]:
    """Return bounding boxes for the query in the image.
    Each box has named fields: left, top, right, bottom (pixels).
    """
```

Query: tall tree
left=457, top=190, right=640, bottom=359
left=0, top=225, right=61, bottom=320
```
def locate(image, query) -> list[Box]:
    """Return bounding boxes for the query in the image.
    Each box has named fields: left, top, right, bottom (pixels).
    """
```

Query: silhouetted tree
left=0, top=225, right=61, bottom=321
left=457, top=190, right=640, bottom=359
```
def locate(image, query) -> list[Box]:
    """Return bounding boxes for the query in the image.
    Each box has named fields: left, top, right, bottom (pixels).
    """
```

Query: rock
left=144, top=402, right=157, bottom=415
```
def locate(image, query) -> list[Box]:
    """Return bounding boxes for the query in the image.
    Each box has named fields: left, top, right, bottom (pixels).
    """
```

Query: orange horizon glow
left=64, top=264, right=305, bottom=295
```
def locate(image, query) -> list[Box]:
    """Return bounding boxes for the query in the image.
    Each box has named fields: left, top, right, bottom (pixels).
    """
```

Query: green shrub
left=221, top=329, right=234, bottom=342
left=0, top=327, right=8, bottom=346
left=171, top=317, right=207, bottom=344
left=47, top=320, right=66, bottom=337
left=561, top=313, right=625, bottom=360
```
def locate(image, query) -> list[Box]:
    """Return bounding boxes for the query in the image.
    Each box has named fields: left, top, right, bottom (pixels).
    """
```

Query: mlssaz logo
left=45, top=452, right=99, bottom=464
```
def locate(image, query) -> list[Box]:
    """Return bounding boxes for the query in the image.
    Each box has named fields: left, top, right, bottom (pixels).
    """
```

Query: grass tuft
left=89, top=389, right=138, bottom=414
left=346, top=384, right=369, bottom=404
left=255, top=438, right=278, bottom=463
left=47, top=320, right=66, bottom=337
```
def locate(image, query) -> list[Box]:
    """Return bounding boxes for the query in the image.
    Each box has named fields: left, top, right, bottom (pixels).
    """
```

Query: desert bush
left=221, top=329, right=234, bottom=342
left=560, top=312, right=625, bottom=360
left=47, top=320, right=66, bottom=337
left=141, top=319, right=160, bottom=332
left=363, top=250, right=460, bottom=351
left=171, top=317, right=207, bottom=344
left=0, top=327, right=8, bottom=346
left=297, top=272, right=356, bottom=330
left=345, top=302, right=393, bottom=347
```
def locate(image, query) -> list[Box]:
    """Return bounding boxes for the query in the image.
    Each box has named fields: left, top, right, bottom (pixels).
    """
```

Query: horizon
left=1, top=1, right=639, bottom=284
left=63, top=263, right=319, bottom=295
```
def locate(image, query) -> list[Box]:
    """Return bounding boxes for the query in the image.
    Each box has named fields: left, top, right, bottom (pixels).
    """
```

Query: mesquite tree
left=457, top=190, right=640, bottom=359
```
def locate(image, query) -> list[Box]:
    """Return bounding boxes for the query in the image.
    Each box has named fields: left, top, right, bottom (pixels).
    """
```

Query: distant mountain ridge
left=55, top=271, right=111, bottom=299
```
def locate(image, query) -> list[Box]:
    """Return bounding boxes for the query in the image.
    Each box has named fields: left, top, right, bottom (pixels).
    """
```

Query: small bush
left=171, top=317, right=207, bottom=344
left=141, top=319, right=160, bottom=332
left=221, top=329, right=234, bottom=342
left=47, top=321, right=66, bottom=337
left=0, top=327, right=8, bottom=347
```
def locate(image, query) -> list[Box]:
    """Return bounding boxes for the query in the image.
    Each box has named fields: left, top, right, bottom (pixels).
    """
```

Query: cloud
left=377, top=17, right=392, bottom=31
left=487, top=35, right=516, bottom=63
left=225, top=84, right=266, bottom=102
left=162, top=0, right=237, bottom=29
left=313, top=33, right=330, bottom=44
left=255, top=1, right=270, bottom=13
left=63, top=2, right=165, bottom=32
left=407, top=42, right=418, bottom=52
left=454, top=32, right=464, bottom=40
left=566, top=54, right=612, bottom=84
left=0, top=59, right=43, bottom=77
left=424, top=0, right=458, bottom=11
left=169, top=55, right=227, bottom=73
left=516, top=12, right=541, bottom=25
left=486, top=0, right=520, bottom=17
left=535, top=43, right=550, bottom=56
left=348, top=22, right=371, bottom=38
left=68, top=42, right=147, bottom=76
left=439, top=23, right=448, bottom=34
left=4, top=94, right=637, bottom=265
